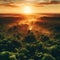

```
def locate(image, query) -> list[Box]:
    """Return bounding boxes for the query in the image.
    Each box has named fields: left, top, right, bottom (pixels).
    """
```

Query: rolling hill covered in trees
left=0, top=14, right=60, bottom=60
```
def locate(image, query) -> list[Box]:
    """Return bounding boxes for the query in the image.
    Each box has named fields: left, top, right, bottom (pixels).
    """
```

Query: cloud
left=0, top=2, right=19, bottom=8
left=0, top=0, right=60, bottom=3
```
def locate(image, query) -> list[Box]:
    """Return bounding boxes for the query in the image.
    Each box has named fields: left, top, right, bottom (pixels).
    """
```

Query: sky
left=0, top=0, right=60, bottom=14
left=0, top=0, right=60, bottom=3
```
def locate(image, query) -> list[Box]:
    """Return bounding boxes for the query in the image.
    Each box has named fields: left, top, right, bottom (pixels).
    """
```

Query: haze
left=0, top=0, right=60, bottom=14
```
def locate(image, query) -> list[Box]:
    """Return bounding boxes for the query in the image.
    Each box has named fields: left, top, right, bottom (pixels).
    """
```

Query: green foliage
left=48, top=45, right=60, bottom=60
left=0, top=51, right=17, bottom=60
left=42, top=53, right=56, bottom=60
left=23, top=30, right=37, bottom=43
left=0, top=24, right=60, bottom=60
left=34, top=52, right=43, bottom=60
left=0, top=39, right=21, bottom=52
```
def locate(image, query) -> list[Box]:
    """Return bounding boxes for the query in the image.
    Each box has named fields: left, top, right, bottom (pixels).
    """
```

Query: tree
left=42, top=53, right=56, bottom=60
left=0, top=39, right=21, bottom=52
left=49, top=45, right=60, bottom=60
left=0, top=51, right=17, bottom=60
left=40, top=34, right=49, bottom=42
left=23, top=30, right=36, bottom=43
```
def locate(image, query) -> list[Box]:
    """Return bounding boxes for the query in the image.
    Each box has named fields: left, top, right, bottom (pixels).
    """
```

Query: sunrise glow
left=22, top=5, right=33, bottom=14
left=29, top=25, right=33, bottom=30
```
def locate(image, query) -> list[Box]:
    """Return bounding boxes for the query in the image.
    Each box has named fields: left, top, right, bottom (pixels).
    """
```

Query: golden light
left=22, top=5, right=33, bottom=14
left=29, top=26, right=33, bottom=30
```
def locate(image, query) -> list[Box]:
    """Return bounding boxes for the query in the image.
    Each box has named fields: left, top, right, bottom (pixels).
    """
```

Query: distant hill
left=40, top=16, right=60, bottom=21
left=0, top=14, right=25, bottom=24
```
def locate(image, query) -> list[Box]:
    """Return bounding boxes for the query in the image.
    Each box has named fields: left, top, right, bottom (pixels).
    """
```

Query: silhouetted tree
left=23, top=30, right=37, bottom=43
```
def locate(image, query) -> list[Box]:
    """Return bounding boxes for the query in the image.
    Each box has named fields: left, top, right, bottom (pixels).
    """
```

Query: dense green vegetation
left=0, top=24, right=60, bottom=60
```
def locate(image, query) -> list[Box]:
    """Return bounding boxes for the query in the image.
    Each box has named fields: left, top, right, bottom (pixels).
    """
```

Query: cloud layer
left=0, top=0, right=60, bottom=3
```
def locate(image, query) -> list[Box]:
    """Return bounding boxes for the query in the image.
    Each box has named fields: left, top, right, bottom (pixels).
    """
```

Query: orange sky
left=0, top=3, right=60, bottom=14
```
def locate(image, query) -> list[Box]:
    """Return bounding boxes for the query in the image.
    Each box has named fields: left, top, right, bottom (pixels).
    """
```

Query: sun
left=22, top=5, right=33, bottom=14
